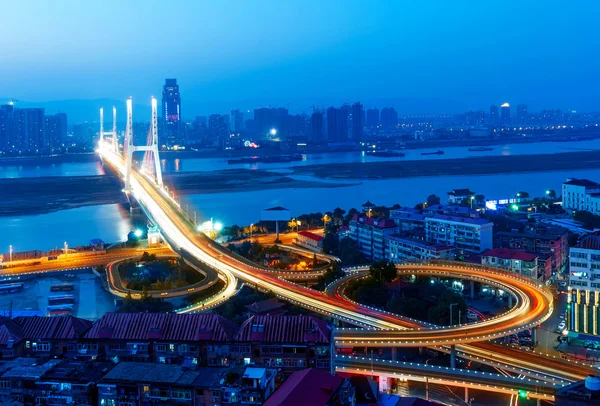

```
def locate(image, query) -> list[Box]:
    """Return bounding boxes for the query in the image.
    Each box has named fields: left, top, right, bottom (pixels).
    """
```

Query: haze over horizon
left=2, top=0, right=599, bottom=117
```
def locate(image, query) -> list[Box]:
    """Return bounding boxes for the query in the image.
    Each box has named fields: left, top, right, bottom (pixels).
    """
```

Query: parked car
left=559, top=281, right=567, bottom=287
left=558, top=313, right=565, bottom=319
left=557, top=321, right=566, bottom=331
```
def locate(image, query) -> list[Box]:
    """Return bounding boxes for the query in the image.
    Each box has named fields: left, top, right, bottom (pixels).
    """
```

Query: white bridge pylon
left=99, top=106, right=118, bottom=154
left=123, top=97, right=163, bottom=190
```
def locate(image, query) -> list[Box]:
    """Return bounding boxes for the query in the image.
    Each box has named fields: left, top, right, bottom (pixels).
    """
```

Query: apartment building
left=387, top=235, right=455, bottom=263
left=569, top=233, right=600, bottom=293
left=425, top=215, right=493, bottom=255
left=562, top=178, right=600, bottom=213
left=481, top=248, right=540, bottom=281
left=348, top=214, right=398, bottom=260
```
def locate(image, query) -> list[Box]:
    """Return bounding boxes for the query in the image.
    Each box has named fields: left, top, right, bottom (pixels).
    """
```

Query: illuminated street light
left=250, top=223, right=254, bottom=241
left=134, top=229, right=143, bottom=238
left=269, top=128, right=277, bottom=136
left=9, top=245, right=12, bottom=262
left=214, top=222, right=223, bottom=231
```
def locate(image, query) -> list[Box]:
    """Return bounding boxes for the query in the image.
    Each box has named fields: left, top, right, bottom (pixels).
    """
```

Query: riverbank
left=0, top=169, right=349, bottom=217
left=292, top=150, right=600, bottom=179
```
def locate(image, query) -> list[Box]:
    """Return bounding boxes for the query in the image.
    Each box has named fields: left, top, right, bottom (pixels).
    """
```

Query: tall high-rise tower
left=501, top=102, right=511, bottom=125
left=161, top=78, right=181, bottom=147
left=351, top=102, right=363, bottom=141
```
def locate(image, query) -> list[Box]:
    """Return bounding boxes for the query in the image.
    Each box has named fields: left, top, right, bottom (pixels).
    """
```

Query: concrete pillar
left=392, top=347, right=397, bottom=361
left=508, top=294, right=513, bottom=308
left=531, top=326, right=537, bottom=346
left=465, top=387, right=469, bottom=404
left=418, top=347, right=424, bottom=355
left=470, top=280, right=475, bottom=299
left=450, top=344, right=456, bottom=369
left=537, top=399, right=541, bottom=406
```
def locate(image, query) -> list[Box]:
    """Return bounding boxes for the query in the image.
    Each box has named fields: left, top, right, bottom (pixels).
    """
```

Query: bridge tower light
left=99, top=107, right=104, bottom=145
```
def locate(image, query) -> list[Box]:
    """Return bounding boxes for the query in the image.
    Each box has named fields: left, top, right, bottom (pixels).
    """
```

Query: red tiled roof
left=575, top=234, right=600, bottom=251
left=83, top=313, right=237, bottom=342
left=263, top=368, right=343, bottom=406
left=234, top=315, right=330, bottom=344
left=297, top=231, right=324, bottom=241
left=482, top=248, right=537, bottom=262
left=0, top=316, right=92, bottom=345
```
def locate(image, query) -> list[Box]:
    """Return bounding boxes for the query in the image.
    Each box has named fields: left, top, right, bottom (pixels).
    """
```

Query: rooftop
left=234, top=315, right=330, bottom=344
left=83, top=313, right=238, bottom=342
left=245, top=298, right=286, bottom=314
left=243, top=367, right=266, bottom=380
left=482, top=248, right=538, bottom=262
left=387, top=235, right=454, bottom=252
left=0, top=358, right=62, bottom=380
left=0, top=315, right=92, bottom=346
left=101, top=362, right=202, bottom=385
left=297, top=230, right=324, bottom=241
left=426, top=215, right=491, bottom=226
left=351, top=213, right=398, bottom=229
left=263, top=368, right=344, bottom=406
left=447, top=188, right=475, bottom=196
left=575, top=233, right=600, bottom=251
left=41, top=360, right=114, bottom=383
left=563, top=178, right=600, bottom=188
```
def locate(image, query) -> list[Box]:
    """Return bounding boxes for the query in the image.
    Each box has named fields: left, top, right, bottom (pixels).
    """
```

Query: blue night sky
left=2, top=0, right=599, bottom=115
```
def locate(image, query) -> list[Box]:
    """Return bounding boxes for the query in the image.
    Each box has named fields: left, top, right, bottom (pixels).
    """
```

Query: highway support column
left=470, top=280, right=474, bottom=299
left=391, top=347, right=397, bottom=361
left=450, top=344, right=456, bottom=368
left=537, top=399, right=541, bottom=406
left=531, top=326, right=537, bottom=347
left=464, top=387, right=469, bottom=404
left=508, top=294, right=513, bottom=308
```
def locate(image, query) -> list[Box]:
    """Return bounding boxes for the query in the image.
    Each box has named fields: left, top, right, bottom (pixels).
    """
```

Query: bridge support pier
left=508, top=294, right=513, bottom=308
left=464, top=387, right=469, bottom=404
left=532, top=326, right=537, bottom=346
left=391, top=347, right=397, bottom=361
left=536, top=399, right=541, bottom=406
left=470, top=280, right=474, bottom=299
left=450, top=344, right=456, bottom=369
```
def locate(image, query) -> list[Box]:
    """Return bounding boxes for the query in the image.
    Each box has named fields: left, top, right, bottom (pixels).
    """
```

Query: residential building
left=489, top=104, right=499, bottom=125
left=380, top=107, right=398, bottom=128
left=562, top=178, right=600, bottom=214
left=263, top=368, right=355, bottom=406
left=389, top=210, right=427, bottom=233
left=0, top=315, right=92, bottom=359
left=465, top=110, right=485, bottom=126
left=296, top=230, right=324, bottom=252
left=327, top=106, right=349, bottom=142
left=568, top=233, right=600, bottom=294
left=387, top=235, right=455, bottom=263
left=481, top=248, right=540, bottom=281
left=13, top=108, right=46, bottom=150
left=495, top=223, right=569, bottom=275
left=232, top=315, right=332, bottom=371
left=423, top=204, right=480, bottom=218
left=79, top=312, right=237, bottom=366
left=45, top=112, right=68, bottom=149
left=230, top=109, right=244, bottom=132
left=366, top=108, right=379, bottom=128
left=348, top=214, right=399, bottom=261
left=161, top=78, right=182, bottom=146
left=501, top=102, right=511, bottom=124
left=310, top=111, right=324, bottom=143
left=517, top=104, right=528, bottom=124
left=447, top=188, right=476, bottom=205
left=351, top=102, right=363, bottom=141
left=0, top=104, right=14, bottom=151
left=425, top=215, right=493, bottom=255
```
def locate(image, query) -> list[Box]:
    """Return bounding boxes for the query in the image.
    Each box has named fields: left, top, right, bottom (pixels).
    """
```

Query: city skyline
left=2, top=1, right=600, bottom=114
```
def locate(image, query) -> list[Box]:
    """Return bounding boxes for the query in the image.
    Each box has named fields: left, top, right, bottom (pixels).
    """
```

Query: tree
left=369, top=260, right=397, bottom=283
left=546, top=189, right=557, bottom=199
left=333, top=207, right=346, bottom=225
left=338, top=237, right=366, bottom=265
left=288, top=219, right=298, bottom=231
left=475, top=194, right=485, bottom=204
left=427, top=291, right=467, bottom=325
left=344, top=208, right=359, bottom=225
left=516, top=191, right=529, bottom=199
left=426, top=194, right=441, bottom=207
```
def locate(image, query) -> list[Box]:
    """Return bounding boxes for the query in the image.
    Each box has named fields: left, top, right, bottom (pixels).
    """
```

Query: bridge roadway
left=98, top=145, right=591, bottom=390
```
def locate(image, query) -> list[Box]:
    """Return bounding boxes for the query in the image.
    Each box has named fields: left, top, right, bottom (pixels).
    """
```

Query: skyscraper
left=380, top=107, right=398, bottom=129
left=366, top=108, right=379, bottom=128
left=516, top=104, right=528, bottom=125
left=501, top=102, right=511, bottom=125
left=13, top=108, right=46, bottom=150
left=161, top=78, right=181, bottom=146
left=0, top=104, right=14, bottom=151
left=310, top=112, right=324, bottom=144
left=45, top=113, right=67, bottom=149
left=326, top=107, right=338, bottom=142
left=351, top=102, right=363, bottom=141
left=489, top=105, right=499, bottom=125
left=230, top=109, right=244, bottom=132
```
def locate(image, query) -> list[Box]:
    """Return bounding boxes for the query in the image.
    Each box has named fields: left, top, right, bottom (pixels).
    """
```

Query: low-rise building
left=387, top=235, right=455, bottom=263
left=425, top=215, right=493, bottom=255
left=481, top=248, right=540, bottom=280
left=495, top=223, right=569, bottom=276
left=296, top=231, right=324, bottom=252
left=232, top=315, right=332, bottom=371
left=568, top=233, right=600, bottom=294
left=388, top=211, right=427, bottom=233
left=348, top=214, right=398, bottom=260
left=562, top=178, right=600, bottom=213
left=447, top=188, right=476, bottom=205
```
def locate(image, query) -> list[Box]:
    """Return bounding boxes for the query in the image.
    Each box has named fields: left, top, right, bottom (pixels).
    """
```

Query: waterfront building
left=13, top=108, right=46, bottom=150
left=569, top=233, right=600, bottom=293
left=517, top=103, right=528, bottom=124
left=230, top=109, right=244, bottom=132
left=366, top=108, right=379, bottom=128
left=351, top=102, right=363, bottom=141
left=481, top=248, right=540, bottom=281
left=562, top=178, right=600, bottom=214
left=464, top=110, right=485, bottom=126
left=501, top=102, right=511, bottom=124
left=45, top=112, right=68, bottom=149
left=389, top=209, right=427, bottom=233
left=0, top=104, right=14, bottom=151
left=489, top=104, right=499, bottom=125
left=161, top=78, right=182, bottom=146
left=380, top=107, right=398, bottom=129
left=447, top=188, right=476, bottom=205
left=348, top=213, right=399, bottom=261
left=310, top=111, right=324, bottom=143
left=425, top=215, right=493, bottom=255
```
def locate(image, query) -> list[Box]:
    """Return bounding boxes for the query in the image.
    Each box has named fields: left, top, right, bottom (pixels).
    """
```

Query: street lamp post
left=450, top=303, right=458, bottom=326
left=250, top=223, right=254, bottom=241
left=470, top=196, right=474, bottom=209
left=296, top=220, right=301, bottom=233
left=9, top=245, right=12, bottom=262
left=64, top=241, right=68, bottom=257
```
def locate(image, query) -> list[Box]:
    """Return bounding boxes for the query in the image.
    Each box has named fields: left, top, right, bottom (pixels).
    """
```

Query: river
left=2, top=139, right=600, bottom=253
